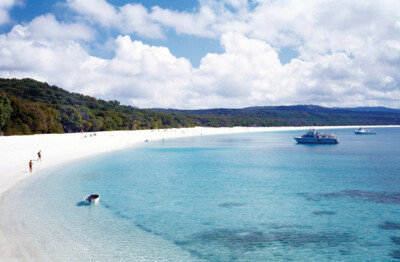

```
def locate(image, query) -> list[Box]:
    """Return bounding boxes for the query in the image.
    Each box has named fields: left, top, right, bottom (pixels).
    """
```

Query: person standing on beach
left=37, top=150, right=41, bottom=161
left=29, top=160, right=33, bottom=173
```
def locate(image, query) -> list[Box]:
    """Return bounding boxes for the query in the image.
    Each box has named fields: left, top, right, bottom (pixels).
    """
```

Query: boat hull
left=294, top=129, right=339, bottom=144
left=354, top=131, right=376, bottom=135
left=84, top=194, right=100, bottom=204
left=294, top=137, right=338, bottom=144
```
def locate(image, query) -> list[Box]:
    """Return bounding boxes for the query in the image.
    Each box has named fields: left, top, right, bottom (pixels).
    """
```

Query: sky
left=0, top=0, right=400, bottom=109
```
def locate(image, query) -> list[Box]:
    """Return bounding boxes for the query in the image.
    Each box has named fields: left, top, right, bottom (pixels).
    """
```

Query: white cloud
left=28, top=14, right=94, bottom=41
left=67, top=0, right=163, bottom=38
left=118, top=4, right=163, bottom=38
left=66, top=0, right=118, bottom=27
left=150, top=6, right=218, bottom=38
left=2, top=22, right=398, bottom=108
left=0, top=25, right=91, bottom=87
left=64, top=0, right=400, bottom=69
left=0, top=10, right=10, bottom=25
left=2, top=0, right=400, bottom=108
left=0, top=0, right=21, bottom=25
left=0, top=26, right=192, bottom=107
left=193, top=33, right=284, bottom=102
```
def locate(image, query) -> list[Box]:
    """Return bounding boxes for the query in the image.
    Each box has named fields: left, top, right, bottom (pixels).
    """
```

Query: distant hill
left=150, top=105, right=400, bottom=127
left=1, top=78, right=399, bottom=136
left=339, top=107, right=400, bottom=113
left=152, top=105, right=400, bottom=115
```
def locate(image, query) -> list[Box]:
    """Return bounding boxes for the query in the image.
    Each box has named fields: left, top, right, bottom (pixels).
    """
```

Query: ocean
left=2, top=127, right=400, bottom=261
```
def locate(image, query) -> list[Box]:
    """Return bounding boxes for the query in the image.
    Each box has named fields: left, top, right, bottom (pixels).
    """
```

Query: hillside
left=0, top=78, right=197, bottom=135
left=150, top=105, right=400, bottom=127
left=1, top=78, right=400, bottom=136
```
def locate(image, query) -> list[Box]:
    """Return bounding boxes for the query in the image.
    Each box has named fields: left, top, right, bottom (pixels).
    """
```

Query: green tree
left=42, top=106, right=63, bottom=133
left=0, top=93, right=13, bottom=131
left=60, top=105, right=83, bottom=132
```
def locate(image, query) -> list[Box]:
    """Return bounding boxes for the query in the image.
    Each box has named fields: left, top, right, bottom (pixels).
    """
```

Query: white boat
left=354, top=128, right=376, bottom=135
left=84, top=194, right=100, bottom=204
left=294, top=129, right=339, bottom=144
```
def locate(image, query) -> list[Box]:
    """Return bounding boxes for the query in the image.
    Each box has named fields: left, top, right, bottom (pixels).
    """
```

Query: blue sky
left=0, top=0, right=399, bottom=109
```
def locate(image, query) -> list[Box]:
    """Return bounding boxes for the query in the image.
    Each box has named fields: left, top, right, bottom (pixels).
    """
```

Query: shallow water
left=2, top=127, right=400, bottom=261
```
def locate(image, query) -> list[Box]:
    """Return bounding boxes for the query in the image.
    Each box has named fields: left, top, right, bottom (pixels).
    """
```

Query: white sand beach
left=0, top=125, right=398, bottom=261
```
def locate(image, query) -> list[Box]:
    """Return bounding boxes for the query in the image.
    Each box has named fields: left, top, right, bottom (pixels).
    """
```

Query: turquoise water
left=3, top=128, right=400, bottom=261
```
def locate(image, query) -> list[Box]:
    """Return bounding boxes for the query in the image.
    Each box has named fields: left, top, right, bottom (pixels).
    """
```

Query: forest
left=1, top=78, right=400, bottom=136
left=0, top=78, right=197, bottom=135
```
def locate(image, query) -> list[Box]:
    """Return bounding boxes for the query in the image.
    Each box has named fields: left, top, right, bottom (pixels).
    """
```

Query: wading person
left=29, top=160, right=33, bottom=173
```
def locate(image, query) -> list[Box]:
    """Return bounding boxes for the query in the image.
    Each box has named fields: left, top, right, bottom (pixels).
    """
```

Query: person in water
left=29, top=160, right=33, bottom=173
left=37, top=150, right=41, bottom=161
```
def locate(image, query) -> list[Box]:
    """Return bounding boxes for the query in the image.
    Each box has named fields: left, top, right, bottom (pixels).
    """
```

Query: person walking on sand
left=37, top=150, right=42, bottom=161
left=29, top=160, right=33, bottom=173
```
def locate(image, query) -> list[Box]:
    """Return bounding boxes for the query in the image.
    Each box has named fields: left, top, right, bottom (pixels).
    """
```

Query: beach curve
left=1, top=125, right=398, bottom=261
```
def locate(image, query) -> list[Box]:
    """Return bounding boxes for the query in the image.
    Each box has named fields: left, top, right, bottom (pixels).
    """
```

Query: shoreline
left=1, top=125, right=399, bottom=260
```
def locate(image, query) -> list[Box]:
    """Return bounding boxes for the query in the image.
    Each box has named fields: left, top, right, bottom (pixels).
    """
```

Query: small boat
left=84, top=194, right=100, bottom=204
left=294, top=129, right=339, bottom=144
left=354, top=128, right=376, bottom=135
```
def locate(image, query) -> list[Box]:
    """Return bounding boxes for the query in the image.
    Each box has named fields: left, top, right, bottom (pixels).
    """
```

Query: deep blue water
left=3, top=128, right=400, bottom=261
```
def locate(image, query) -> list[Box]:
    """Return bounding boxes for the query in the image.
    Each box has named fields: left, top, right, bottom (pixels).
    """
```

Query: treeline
left=0, top=78, right=197, bottom=135
left=1, top=78, right=400, bottom=136
left=151, top=105, right=400, bottom=127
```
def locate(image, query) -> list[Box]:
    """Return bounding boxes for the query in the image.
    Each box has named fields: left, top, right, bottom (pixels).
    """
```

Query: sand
left=0, top=125, right=398, bottom=260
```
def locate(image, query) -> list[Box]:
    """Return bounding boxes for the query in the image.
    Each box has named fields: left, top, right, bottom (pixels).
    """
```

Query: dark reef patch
left=313, top=211, right=336, bottom=216
left=360, top=241, right=382, bottom=247
left=390, top=249, right=400, bottom=259
left=191, top=229, right=271, bottom=251
left=392, top=237, right=400, bottom=245
left=185, top=249, right=209, bottom=261
left=297, top=192, right=318, bottom=201
left=175, top=229, right=269, bottom=261
left=271, top=231, right=355, bottom=247
left=379, top=221, right=400, bottom=230
left=301, top=190, right=400, bottom=205
left=339, top=249, right=351, bottom=255
left=261, top=223, right=312, bottom=230
left=177, top=227, right=356, bottom=260
left=219, top=202, right=246, bottom=208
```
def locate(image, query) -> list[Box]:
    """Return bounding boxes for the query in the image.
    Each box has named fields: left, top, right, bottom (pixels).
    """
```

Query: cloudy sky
left=1, top=0, right=400, bottom=109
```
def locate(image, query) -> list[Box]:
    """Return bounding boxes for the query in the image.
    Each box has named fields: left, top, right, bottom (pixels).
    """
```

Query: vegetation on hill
left=1, top=78, right=400, bottom=136
left=0, top=78, right=197, bottom=135
left=151, top=105, right=400, bottom=127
